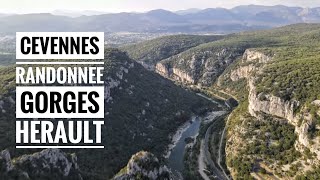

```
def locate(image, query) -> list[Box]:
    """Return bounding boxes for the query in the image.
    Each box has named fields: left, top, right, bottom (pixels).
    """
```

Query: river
left=167, top=116, right=201, bottom=175
left=167, top=93, right=229, bottom=179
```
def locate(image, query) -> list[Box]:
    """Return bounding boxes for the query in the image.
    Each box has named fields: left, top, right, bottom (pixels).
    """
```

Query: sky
left=1, top=0, right=320, bottom=14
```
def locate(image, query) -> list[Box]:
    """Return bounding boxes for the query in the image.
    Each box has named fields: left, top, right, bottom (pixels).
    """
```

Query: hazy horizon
left=1, top=0, right=320, bottom=14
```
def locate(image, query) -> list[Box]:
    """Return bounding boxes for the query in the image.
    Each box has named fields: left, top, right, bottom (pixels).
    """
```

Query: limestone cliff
left=248, top=79, right=298, bottom=123
left=242, top=49, right=272, bottom=63
left=155, top=63, right=171, bottom=78
left=240, top=50, right=320, bottom=158
left=226, top=48, right=320, bottom=178
left=156, top=63, right=195, bottom=84
left=230, top=65, right=256, bottom=81
left=113, top=151, right=173, bottom=180
left=155, top=48, right=244, bottom=86
left=0, top=149, right=82, bottom=180
left=230, top=49, right=272, bottom=81
left=248, top=78, right=320, bottom=158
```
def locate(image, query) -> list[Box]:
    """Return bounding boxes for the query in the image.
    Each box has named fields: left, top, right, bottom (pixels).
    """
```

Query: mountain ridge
left=1, top=5, right=320, bottom=34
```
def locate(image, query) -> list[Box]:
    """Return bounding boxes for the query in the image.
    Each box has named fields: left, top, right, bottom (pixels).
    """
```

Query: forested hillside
left=0, top=48, right=217, bottom=179
left=123, top=23, right=320, bottom=179
left=121, top=35, right=224, bottom=70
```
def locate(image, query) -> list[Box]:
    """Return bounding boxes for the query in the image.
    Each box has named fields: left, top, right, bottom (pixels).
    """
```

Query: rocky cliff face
left=248, top=78, right=320, bottom=158
left=0, top=149, right=82, bottom=180
left=239, top=50, right=320, bottom=158
left=155, top=63, right=171, bottom=79
left=230, top=65, right=256, bottom=81
left=226, top=49, right=320, bottom=177
left=172, top=68, right=195, bottom=84
left=155, top=48, right=244, bottom=86
left=248, top=79, right=299, bottom=123
left=230, top=49, right=272, bottom=81
left=236, top=49, right=320, bottom=156
left=156, top=63, right=195, bottom=84
left=113, top=151, right=172, bottom=180
left=242, top=49, right=272, bottom=63
left=104, top=60, right=135, bottom=104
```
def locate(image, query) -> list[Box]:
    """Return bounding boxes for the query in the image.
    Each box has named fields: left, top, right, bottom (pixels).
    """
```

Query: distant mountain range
left=0, top=5, right=320, bottom=34
left=51, top=10, right=109, bottom=17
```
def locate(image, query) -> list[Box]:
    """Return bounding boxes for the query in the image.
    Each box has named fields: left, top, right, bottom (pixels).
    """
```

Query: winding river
left=167, top=93, right=229, bottom=179
left=167, top=117, right=201, bottom=174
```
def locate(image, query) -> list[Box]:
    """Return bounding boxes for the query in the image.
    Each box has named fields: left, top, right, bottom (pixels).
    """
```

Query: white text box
left=16, top=86, right=104, bottom=118
left=16, top=32, right=104, bottom=59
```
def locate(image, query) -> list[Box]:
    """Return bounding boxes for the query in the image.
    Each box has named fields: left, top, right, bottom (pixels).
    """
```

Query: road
left=216, top=89, right=238, bottom=102
left=217, top=124, right=231, bottom=180
left=198, top=111, right=230, bottom=180
left=198, top=140, right=211, bottom=180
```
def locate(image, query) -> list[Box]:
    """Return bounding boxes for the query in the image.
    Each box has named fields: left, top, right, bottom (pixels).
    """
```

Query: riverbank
left=164, top=91, right=231, bottom=179
left=163, top=116, right=197, bottom=159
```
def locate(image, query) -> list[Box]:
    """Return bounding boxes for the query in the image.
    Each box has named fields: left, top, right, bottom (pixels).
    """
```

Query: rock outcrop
left=113, top=151, right=173, bottom=180
left=242, top=49, right=272, bottom=63
left=172, top=68, right=195, bottom=84
left=156, top=48, right=244, bottom=86
left=0, top=150, right=13, bottom=173
left=248, top=78, right=320, bottom=158
left=155, top=63, right=171, bottom=78
left=230, top=49, right=272, bottom=81
left=229, top=48, right=320, bottom=161
left=0, top=149, right=82, bottom=180
left=230, top=65, right=256, bottom=81
left=248, top=79, right=299, bottom=123
left=156, top=63, right=195, bottom=84
left=104, top=60, right=135, bottom=104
